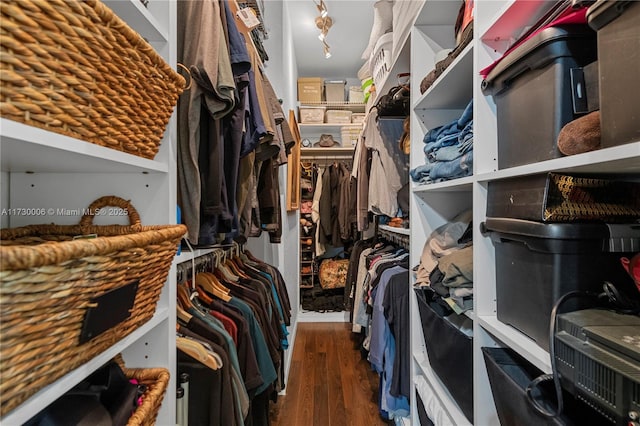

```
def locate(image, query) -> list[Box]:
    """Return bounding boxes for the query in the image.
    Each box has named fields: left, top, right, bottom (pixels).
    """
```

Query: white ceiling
left=285, top=0, right=376, bottom=80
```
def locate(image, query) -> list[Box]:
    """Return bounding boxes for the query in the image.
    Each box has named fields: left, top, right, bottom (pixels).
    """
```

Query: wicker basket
left=0, top=196, right=186, bottom=415
left=0, top=0, right=185, bottom=159
left=116, top=356, right=170, bottom=426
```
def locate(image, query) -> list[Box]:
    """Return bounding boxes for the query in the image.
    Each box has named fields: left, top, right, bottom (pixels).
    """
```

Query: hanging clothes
left=176, top=248, right=291, bottom=426
left=177, top=0, right=294, bottom=246
left=347, top=233, right=411, bottom=421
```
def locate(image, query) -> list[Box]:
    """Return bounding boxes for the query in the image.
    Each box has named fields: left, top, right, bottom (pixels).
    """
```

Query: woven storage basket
left=0, top=0, right=185, bottom=159
left=115, top=355, right=170, bottom=426
left=0, top=196, right=186, bottom=415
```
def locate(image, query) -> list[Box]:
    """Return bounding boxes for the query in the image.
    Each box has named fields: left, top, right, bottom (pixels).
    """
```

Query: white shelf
left=1, top=307, right=170, bottom=425
left=378, top=224, right=410, bottom=236
left=414, top=43, right=474, bottom=111
left=174, top=247, right=219, bottom=265
left=300, top=147, right=355, bottom=158
left=415, top=0, right=466, bottom=27
left=297, top=310, right=349, bottom=323
left=413, top=350, right=473, bottom=426
left=0, top=119, right=168, bottom=174
left=299, top=102, right=366, bottom=112
left=476, top=141, right=640, bottom=181
left=298, top=123, right=362, bottom=131
left=103, top=0, right=169, bottom=42
left=477, top=315, right=552, bottom=374
left=0, top=0, right=177, bottom=421
left=413, top=176, right=474, bottom=193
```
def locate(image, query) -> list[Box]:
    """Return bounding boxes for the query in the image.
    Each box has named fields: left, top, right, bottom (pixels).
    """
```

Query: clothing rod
left=377, top=228, right=410, bottom=249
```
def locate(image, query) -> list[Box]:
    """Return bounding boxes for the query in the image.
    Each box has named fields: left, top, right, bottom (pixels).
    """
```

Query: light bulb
left=320, top=8, right=328, bottom=18
left=323, top=45, right=331, bottom=59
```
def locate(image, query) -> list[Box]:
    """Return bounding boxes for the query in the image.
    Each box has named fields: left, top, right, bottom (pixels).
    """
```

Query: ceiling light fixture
left=315, top=0, right=328, bottom=18
left=314, top=3, right=333, bottom=59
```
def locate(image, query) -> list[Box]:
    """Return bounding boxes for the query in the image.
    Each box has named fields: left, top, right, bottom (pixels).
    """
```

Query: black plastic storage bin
left=587, top=0, right=640, bottom=148
left=481, top=218, right=640, bottom=351
left=482, top=25, right=597, bottom=169
left=482, top=347, right=613, bottom=426
left=415, top=287, right=473, bottom=422
left=486, top=172, right=640, bottom=223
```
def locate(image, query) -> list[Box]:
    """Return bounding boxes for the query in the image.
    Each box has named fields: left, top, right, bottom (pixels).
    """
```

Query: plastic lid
left=482, top=25, right=595, bottom=94
left=586, top=0, right=634, bottom=31
left=482, top=217, right=640, bottom=241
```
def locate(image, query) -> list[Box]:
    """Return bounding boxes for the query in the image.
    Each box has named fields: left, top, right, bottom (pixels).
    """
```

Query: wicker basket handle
left=79, top=196, right=141, bottom=227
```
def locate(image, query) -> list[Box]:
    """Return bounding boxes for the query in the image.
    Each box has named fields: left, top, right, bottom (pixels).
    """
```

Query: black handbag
left=374, top=84, right=410, bottom=117
left=26, top=361, right=142, bottom=426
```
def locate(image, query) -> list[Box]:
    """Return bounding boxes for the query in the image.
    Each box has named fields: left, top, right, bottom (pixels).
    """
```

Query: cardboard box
left=298, top=77, right=323, bottom=103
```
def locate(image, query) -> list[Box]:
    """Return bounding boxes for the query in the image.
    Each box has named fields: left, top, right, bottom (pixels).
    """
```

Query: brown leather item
left=557, top=110, right=601, bottom=156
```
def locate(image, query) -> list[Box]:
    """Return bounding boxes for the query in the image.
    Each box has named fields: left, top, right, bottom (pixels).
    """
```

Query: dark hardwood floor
left=269, top=322, right=390, bottom=426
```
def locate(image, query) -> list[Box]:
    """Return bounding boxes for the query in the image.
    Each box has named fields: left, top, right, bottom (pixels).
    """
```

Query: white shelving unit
left=0, top=1, right=179, bottom=424
left=295, top=99, right=363, bottom=322
left=392, top=1, right=640, bottom=425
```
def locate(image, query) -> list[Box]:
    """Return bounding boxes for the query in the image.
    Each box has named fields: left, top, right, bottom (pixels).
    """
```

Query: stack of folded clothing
left=415, top=210, right=473, bottom=314
left=409, top=100, right=473, bottom=184
left=414, top=209, right=473, bottom=314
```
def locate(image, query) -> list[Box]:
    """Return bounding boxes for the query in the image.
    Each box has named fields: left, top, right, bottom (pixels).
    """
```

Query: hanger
left=177, top=304, right=192, bottom=324
left=196, top=272, right=231, bottom=302
left=217, top=253, right=240, bottom=282
left=177, top=283, right=195, bottom=310
left=225, top=253, right=250, bottom=280
left=195, top=283, right=215, bottom=305
left=177, top=336, right=220, bottom=370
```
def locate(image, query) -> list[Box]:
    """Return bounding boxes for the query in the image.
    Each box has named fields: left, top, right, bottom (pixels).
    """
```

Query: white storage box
left=325, top=80, right=346, bottom=102
left=326, top=110, right=352, bottom=124
left=348, top=86, right=364, bottom=103
left=299, top=106, right=326, bottom=123
left=351, top=113, right=365, bottom=124
left=341, top=125, right=362, bottom=146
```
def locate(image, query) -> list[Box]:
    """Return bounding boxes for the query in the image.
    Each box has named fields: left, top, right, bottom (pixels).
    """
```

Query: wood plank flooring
left=269, top=322, right=391, bottom=426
